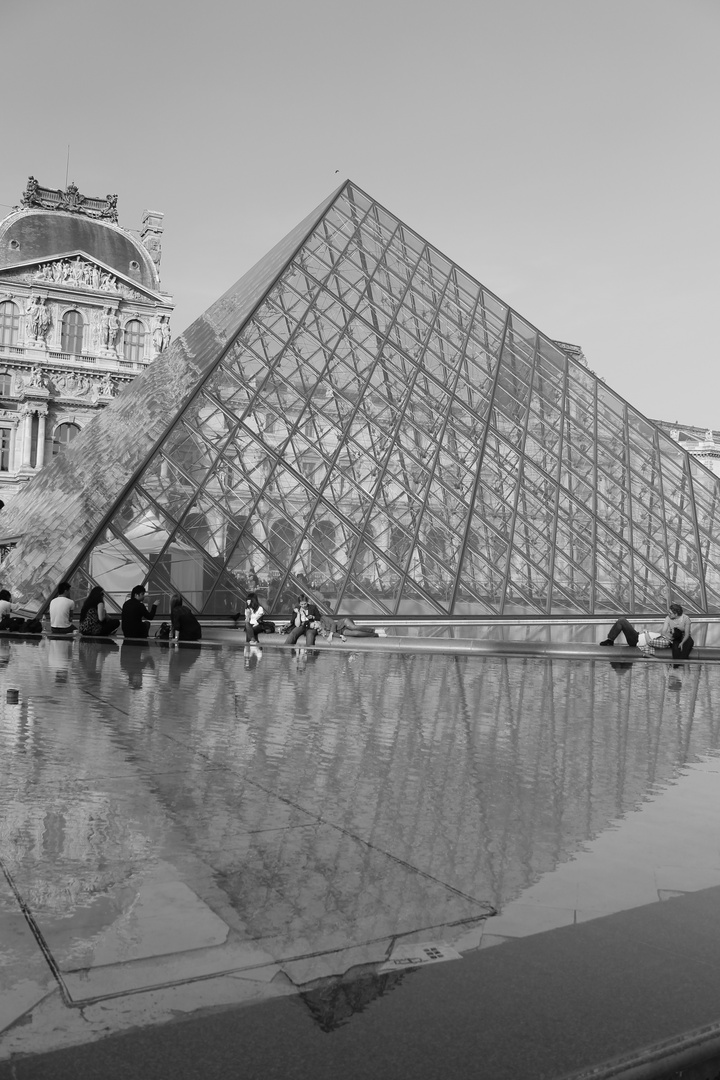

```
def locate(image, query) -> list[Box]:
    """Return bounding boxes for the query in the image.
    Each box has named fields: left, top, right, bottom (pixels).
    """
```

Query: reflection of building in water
left=2, top=183, right=720, bottom=622
left=0, top=178, right=173, bottom=501
left=300, top=969, right=409, bottom=1032
left=4, top=649, right=720, bottom=974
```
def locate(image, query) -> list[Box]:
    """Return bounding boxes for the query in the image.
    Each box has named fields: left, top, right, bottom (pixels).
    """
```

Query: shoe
left=599, top=639, right=614, bottom=646
left=377, top=628, right=387, bottom=636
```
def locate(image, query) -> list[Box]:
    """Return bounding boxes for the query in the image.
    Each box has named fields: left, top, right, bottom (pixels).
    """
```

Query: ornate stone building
left=0, top=178, right=174, bottom=500
left=655, top=421, right=720, bottom=479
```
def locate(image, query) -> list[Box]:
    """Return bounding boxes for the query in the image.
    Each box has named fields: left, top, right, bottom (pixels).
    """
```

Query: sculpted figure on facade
left=102, top=194, right=119, bottom=224
left=21, top=176, right=40, bottom=208
left=100, top=373, right=116, bottom=397
left=100, top=307, right=120, bottom=351
left=59, top=182, right=85, bottom=213
left=29, top=365, right=47, bottom=388
left=33, top=258, right=119, bottom=293
left=144, top=233, right=162, bottom=268
left=152, top=314, right=171, bottom=354
left=24, top=296, right=51, bottom=342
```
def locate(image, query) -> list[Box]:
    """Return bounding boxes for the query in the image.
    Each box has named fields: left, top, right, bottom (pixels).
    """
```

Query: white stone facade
left=0, top=181, right=174, bottom=502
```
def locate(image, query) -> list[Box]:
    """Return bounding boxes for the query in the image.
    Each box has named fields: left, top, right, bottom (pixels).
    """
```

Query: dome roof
left=0, top=210, right=158, bottom=290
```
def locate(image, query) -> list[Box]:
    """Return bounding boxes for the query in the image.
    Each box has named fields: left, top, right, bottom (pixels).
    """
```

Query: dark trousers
left=50, top=625, right=74, bottom=635
left=285, top=625, right=317, bottom=646
left=671, top=629, right=694, bottom=659
left=606, top=618, right=639, bottom=647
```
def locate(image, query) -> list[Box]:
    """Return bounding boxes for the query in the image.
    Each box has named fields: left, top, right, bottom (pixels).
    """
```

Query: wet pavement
left=2, top=637, right=720, bottom=1076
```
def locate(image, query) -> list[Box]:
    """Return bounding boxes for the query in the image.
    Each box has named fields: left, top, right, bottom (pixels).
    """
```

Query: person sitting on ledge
left=600, top=603, right=694, bottom=659
left=285, top=595, right=320, bottom=646
left=170, top=594, right=202, bottom=642
left=49, top=580, right=75, bottom=635
left=662, top=603, right=694, bottom=660
left=121, top=584, right=157, bottom=639
left=243, top=592, right=265, bottom=644
left=318, top=615, right=385, bottom=642
left=0, top=589, right=18, bottom=623
left=79, top=586, right=120, bottom=637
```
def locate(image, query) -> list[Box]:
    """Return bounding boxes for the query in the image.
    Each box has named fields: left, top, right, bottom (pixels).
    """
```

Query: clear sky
left=2, top=0, right=717, bottom=427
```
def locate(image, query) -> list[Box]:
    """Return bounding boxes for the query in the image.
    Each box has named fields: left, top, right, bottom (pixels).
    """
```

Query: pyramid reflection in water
left=3, top=181, right=720, bottom=617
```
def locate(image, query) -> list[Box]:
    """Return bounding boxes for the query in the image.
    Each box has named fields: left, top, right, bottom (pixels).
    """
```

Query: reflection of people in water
left=292, top=646, right=319, bottom=672
left=610, top=661, right=633, bottom=673
left=77, top=639, right=119, bottom=680
left=120, top=641, right=155, bottom=689
left=47, top=637, right=73, bottom=683
left=667, top=673, right=683, bottom=692
left=168, top=642, right=201, bottom=684
left=244, top=644, right=262, bottom=671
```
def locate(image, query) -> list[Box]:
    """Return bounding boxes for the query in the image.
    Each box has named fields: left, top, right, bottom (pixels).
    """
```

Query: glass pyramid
left=4, top=181, right=720, bottom=619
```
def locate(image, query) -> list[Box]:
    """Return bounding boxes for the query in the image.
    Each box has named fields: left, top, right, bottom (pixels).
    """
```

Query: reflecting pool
left=2, top=638, right=720, bottom=1056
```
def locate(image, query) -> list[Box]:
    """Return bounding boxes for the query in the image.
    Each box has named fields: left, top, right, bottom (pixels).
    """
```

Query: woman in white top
left=244, top=592, right=264, bottom=643
left=661, top=602, right=693, bottom=660
left=0, top=589, right=15, bottom=621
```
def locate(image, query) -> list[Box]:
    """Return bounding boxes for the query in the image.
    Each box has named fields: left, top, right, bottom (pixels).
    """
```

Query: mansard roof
left=0, top=209, right=158, bottom=291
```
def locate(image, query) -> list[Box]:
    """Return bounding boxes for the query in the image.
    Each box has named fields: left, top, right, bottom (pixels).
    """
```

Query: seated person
left=49, top=580, right=75, bottom=635
left=0, top=589, right=31, bottom=632
left=662, top=603, right=694, bottom=660
left=79, top=586, right=120, bottom=636
left=600, top=603, right=693, bottom=659
left=285, top=595, right=320, bottom=646
left=121, top=584, right=158, bottom=639
left=170, top=594, right=202, bottom=641
left=318, top=615, right=384, bottom=642
left=243, top=592, right=264, bottom=644
left=0, top=589, right=16, bottom=622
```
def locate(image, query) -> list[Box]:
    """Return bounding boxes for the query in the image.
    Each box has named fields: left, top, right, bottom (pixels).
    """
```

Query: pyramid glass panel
left=3, top=180, right=720, bottom=619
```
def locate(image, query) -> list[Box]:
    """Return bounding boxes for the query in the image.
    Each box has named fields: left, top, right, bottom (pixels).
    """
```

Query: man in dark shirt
left=121, top=585, right=157, bottom=639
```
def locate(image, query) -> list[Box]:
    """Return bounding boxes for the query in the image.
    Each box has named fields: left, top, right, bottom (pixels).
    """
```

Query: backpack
left=154, top=622, right=171, bottom=640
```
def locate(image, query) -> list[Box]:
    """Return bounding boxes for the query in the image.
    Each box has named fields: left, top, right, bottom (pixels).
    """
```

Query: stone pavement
left=4, top=886, right=720, bottom=1080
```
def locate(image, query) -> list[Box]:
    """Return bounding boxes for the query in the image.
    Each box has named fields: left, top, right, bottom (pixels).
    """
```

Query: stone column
left=21, top=407, right=33, bottom=467
left=36, top=412, right=46, bottom=469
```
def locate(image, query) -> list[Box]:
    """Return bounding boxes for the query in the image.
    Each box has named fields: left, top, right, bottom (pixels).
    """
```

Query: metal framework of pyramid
left=4, top=180, right=720, bottom=619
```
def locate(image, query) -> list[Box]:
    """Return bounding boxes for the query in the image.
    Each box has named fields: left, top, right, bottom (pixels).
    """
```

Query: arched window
left=53, top=422, right=80, bottom=456
left=227, top=517, right=255, bottom=579
left=123, top=319, right=145, bottom=363
left=425, top=526, right=447, bottom=564
left=311, top=520, right=336, bottom=578
left=269, top=520, right=297, bottom=569
left=389, top=526, right=411, bottom=568
left=60, top=311, right=83, bottom=355
left=350, top=526, right=375, bottom=578
left=0, top=301, right=19, bottom=347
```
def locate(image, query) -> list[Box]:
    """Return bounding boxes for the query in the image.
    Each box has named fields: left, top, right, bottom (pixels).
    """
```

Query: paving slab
left=5, top=886, right=720, bottom=1079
